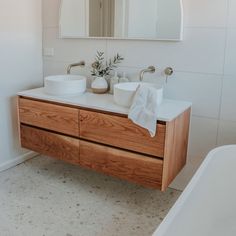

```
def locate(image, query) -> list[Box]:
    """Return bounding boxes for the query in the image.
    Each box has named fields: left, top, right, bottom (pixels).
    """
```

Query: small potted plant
left=91, top=51, right=124, bottom=94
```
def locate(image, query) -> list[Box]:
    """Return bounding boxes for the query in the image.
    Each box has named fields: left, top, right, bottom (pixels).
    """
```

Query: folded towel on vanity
left=128, top=84, right=158, bottom=137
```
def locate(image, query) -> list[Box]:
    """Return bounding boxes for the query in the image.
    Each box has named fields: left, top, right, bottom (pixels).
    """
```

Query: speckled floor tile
left=0, top=156, right=181, bottom=236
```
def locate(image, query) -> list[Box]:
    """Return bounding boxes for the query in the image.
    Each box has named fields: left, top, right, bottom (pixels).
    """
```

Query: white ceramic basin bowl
left=114, top=82, right=163, bottom=108
left=44, top=75, right=86, bottom=96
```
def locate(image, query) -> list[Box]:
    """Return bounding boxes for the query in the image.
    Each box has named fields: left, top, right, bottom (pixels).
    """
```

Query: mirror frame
left=59, top=0, right=183, bottom=41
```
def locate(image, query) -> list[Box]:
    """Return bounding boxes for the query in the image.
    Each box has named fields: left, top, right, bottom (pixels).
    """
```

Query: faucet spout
left=67, top=61, right=85, bottom=74
left=139, top=66, right=156, bottom=81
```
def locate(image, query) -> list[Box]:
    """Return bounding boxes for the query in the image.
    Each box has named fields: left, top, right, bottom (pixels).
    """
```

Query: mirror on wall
left=60, top=0, right=183, bottom=41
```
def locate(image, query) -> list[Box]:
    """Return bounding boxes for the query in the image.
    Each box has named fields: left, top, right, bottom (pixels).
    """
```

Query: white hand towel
left=128, top=85, right=158, bottom=137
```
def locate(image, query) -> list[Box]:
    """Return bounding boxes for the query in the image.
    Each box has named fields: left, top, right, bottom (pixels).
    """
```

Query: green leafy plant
left=91, top=51, right=124, bottom=77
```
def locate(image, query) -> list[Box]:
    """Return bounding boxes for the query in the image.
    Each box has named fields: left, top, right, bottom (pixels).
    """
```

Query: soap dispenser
left=119, top=72, right=129, bottom=83
left=109, top=71, right=119, bottom=94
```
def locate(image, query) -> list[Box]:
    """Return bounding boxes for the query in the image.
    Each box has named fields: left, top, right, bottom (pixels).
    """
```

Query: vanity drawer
left=20, top=125, right=80, bottom=165
left=79, top=110, right=166, bottom=157
left=18, top=98, right=79, bottom=137
left=80, top=140, right=163, bottom=189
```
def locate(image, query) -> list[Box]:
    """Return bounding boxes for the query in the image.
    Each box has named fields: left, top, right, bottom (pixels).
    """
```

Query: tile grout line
left=215, top=0, right=230, bottom=146
left=43, top=26, right=236, bottom=30
left=43, top=59, right=231, bottom=77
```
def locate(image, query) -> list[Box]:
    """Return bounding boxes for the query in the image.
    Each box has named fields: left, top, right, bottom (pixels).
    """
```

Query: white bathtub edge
left=152, top=145, right=235, bottom=236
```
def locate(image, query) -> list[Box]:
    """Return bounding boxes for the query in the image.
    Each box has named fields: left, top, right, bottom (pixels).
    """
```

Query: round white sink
left=44, top=75, right=86, bottom=96
left=114, top=82, right=163, bottom=108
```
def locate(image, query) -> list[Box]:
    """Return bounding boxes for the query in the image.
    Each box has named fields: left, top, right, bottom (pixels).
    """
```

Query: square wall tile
left=170, top=155, right=204, bottom=191
left=217, top=120, right=236, bottom=146
left=224, top=29, right=236, bottom=76
left=43, top=27, right=107, bottom=63
left=164, top=72, right=222, bottom=119
left=228, top=0, right=236, bottom=28
left=107, top=28, right=226, bottom=74
left=183, top=0, right=228, bottom=28
left=220, top=76, right=236, bottom=122
left=108, top=66, right=166, bottom=83
left=187, top=116, right=218, bottom=158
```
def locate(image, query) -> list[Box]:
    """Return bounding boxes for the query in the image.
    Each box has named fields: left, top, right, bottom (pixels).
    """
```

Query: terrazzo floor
left=0, top=156, right=181, bottom=236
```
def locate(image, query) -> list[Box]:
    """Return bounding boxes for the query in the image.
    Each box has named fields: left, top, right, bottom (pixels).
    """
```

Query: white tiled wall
left=42, top=0, right=236, bottom=190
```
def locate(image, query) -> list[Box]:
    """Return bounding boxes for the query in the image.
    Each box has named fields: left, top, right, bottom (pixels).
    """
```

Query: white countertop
left=18, top=88, right=191, bottom=122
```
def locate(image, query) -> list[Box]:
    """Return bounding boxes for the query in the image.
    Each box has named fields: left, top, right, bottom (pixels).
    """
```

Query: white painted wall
left=42, top=0, right=236, bottom=190
left=0, top=0, right=43, bottom=169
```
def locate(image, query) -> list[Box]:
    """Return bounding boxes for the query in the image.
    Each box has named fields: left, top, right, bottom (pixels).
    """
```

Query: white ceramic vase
left=91, top=76, right=108, bottom=94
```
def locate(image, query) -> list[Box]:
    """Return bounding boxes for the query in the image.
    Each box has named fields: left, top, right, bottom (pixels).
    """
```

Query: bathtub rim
left=152, top=145, right=236, bottom=236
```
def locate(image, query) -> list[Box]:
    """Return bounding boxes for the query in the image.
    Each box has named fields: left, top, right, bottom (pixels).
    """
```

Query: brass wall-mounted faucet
left=164, top=67, right=174, bottom=83
left=67, top=61, right=85, bottom=74
left=139, top=66, right=156, bottom=81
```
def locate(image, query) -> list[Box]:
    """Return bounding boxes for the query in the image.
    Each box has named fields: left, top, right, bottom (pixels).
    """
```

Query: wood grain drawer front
left=80, top=110, right=166, bottom=157
left=19, top=98, right=79, bottom=137
left=80, top=140, right=163, bottom=189
left=20, top=125, right=80, bottom=165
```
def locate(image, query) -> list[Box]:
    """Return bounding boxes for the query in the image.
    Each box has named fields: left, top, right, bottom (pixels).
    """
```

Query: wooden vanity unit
left=17, top=89, right=191, bottom=191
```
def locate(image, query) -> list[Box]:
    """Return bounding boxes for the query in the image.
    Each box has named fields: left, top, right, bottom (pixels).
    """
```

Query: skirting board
left=0, top=151, right=39, bottom=173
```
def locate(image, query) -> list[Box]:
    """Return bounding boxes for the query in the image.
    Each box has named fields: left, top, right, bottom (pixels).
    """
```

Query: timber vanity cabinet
left=17, top=89, right=191, bottom=191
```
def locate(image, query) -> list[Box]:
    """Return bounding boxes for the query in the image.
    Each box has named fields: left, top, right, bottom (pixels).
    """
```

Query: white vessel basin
left=114, top=82, right=163, bottom=108
left=44, top=75, right=86, bottom=96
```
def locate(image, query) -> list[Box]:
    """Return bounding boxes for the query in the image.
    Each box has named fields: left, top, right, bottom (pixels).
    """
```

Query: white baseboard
left=0, top=151, right=39, bottom=173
